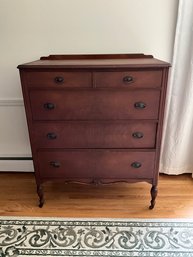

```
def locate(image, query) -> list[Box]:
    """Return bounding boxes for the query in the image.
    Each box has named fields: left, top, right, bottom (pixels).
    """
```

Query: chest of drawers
left=18, top=54, right=170, bottom=208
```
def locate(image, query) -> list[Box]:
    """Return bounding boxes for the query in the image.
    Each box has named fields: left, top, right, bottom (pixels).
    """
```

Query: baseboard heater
left=0, top=157, right=34, bottom=172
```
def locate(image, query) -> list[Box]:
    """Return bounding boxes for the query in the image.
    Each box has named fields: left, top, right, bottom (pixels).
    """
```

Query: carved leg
left=149, top=185, right=158, bottom=209
left=37, top=184, right=44, bottom=208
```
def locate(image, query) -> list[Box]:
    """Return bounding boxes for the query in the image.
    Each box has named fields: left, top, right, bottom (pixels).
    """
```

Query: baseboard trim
left=0, top=159, right=34, bottom=172
left=0, top=157, right=32, bottom=160
left=0, top=99, right=24, bottom=106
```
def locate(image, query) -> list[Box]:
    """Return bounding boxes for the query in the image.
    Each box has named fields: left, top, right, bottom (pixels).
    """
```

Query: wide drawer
left=95, top=70, right=162, bottom=88
left=30, top=89, right=160, bottom=120
left=23, top=71, right=92, bottom=88
left=37, top=150, right=155, bottom=180
left=32, top=121, right=157, bottom=149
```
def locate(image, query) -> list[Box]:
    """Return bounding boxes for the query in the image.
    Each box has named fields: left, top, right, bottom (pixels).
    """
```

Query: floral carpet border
left=0, top=217, right=193, bottom=257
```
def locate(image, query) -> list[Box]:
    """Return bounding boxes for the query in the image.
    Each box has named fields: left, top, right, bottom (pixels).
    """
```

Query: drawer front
left=37, top=150, right=155, bottom=180
left=95, top=70, right=162, bottom=88
left=32, top=121, right=157, bottom=149
left=30, top=89, right=160, bottom=120
left=24, top=71, right=92, bottom=88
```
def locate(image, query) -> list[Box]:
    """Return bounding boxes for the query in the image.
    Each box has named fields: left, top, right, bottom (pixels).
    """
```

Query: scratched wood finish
left=0, top=173, right=193, bottom=218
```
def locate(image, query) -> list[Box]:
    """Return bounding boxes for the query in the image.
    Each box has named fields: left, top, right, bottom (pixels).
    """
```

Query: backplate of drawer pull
left=131, top=162, right=142, bottom=168
left=123, top=76, right=134, bottom=84
left=134, top=102, right=146, bottom=109
left=54, top=76, right=64, bottom=84
left=47, top=133, right=57, bottom=140
left=44, top=103, right=55, bottom=110
left=132, top=132, right=144, bottom=139
left=50, top=161, right=61, bottom=168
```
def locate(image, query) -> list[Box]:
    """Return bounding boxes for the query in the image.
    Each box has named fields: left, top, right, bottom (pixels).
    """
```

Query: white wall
left=0, top=0, right=179, bottom=170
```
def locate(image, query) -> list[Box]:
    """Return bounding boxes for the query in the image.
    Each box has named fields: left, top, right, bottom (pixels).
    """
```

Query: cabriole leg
left=149, top=185, right=157, bottom=209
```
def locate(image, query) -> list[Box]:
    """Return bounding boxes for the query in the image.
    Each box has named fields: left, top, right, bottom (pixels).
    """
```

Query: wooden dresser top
left=18, top=54, right=170, bottom=69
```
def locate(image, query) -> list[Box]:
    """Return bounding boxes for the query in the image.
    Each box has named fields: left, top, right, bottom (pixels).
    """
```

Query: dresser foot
left=149, top=185, right=157, bottom=209
left=37, top=184, right=44, bottom=208
left=39, top=202, right=44, bottom=208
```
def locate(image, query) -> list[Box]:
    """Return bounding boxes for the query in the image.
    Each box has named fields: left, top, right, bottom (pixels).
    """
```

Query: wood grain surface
left=0, top=172, right=192, bottom=218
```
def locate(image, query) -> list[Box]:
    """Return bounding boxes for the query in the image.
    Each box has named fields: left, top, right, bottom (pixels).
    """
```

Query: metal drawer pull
left=131, top=162, right=142, bottom=168
left=44, top=103, right=55, bottom=110
left=47, top=133, right=57, bottom=140
left=123, top=76, right=133, bottom=84
left=132, top=132, right=143, bottom=139
left=134, top=102, right=146, bottom=109
left=54, top=76, right=64, bottom=84
left=50, top=161, right=61, bottom=168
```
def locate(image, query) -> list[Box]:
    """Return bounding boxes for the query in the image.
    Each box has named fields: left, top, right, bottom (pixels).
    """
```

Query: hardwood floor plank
left=0, top=172, right=193, bottom=218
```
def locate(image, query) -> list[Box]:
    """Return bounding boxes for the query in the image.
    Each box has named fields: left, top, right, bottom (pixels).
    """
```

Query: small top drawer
left=23, top=71, right=92, bottom=88
left=95, top=70, right=162, bottom=88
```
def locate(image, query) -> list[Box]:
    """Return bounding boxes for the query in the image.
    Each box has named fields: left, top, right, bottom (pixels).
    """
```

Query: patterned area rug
left=0, top=217, right=193, bottom=257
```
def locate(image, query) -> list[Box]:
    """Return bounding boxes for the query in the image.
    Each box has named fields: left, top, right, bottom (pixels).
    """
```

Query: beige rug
left=0, top=217, right=193, bottom=257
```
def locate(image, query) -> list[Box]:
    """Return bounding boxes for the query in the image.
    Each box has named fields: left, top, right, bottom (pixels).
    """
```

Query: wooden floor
left=0, top=172, right=193, bottom=218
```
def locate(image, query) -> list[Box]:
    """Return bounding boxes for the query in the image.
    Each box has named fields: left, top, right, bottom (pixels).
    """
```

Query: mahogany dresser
left=18, top=54, right=170, bottom=208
